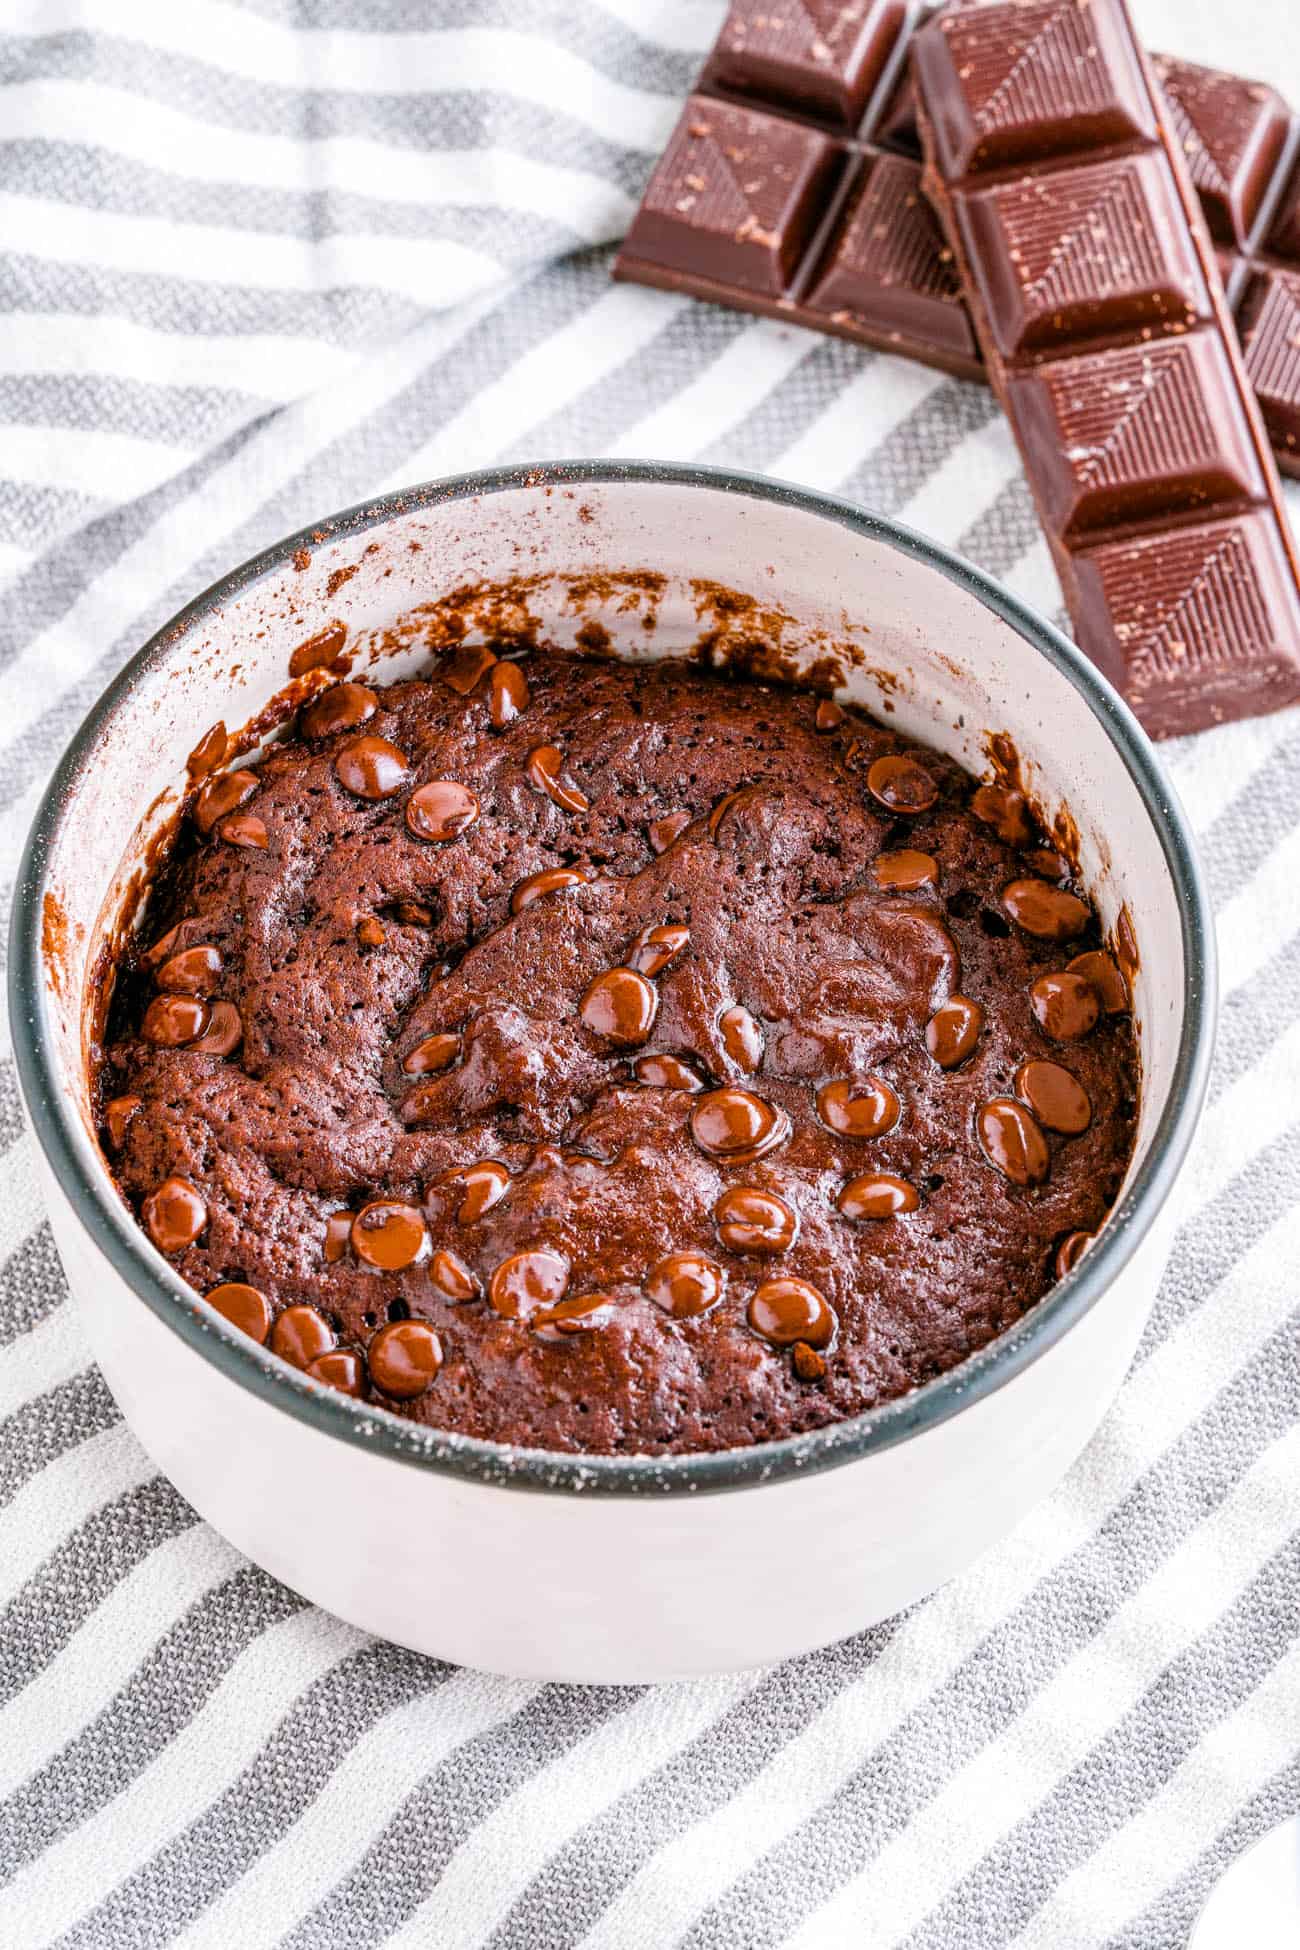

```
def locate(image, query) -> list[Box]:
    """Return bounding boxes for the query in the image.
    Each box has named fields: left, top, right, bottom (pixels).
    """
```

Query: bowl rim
left=9, top=458, right=1217, bottom=1497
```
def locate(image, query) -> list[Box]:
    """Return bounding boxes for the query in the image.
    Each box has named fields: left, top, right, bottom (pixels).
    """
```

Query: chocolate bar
left=913, top=0, right=1300, bottom=737
left=613, top=3, right=1300, bottom=476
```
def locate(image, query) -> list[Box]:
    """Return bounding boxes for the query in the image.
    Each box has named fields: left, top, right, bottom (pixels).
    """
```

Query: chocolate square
left=1154, top=57, right=1291, bottom=248
left=703, top=0, right=908, bottom=131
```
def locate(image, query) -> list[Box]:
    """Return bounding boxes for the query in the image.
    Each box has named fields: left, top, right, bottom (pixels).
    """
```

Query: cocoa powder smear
left=103, top=647, right=1137, bottom=1454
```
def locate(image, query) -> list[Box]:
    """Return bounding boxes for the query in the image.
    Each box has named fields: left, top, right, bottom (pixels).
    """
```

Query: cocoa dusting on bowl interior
left=99, top=647, right=1137, bottom=1456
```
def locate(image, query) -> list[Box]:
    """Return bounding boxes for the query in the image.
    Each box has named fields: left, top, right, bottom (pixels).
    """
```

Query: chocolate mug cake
left=100, top=644, right=1137, bottom=1456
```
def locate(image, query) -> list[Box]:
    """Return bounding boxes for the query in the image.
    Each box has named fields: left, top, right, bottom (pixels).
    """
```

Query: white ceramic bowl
left=10, top=463, right=1215, bottom=1682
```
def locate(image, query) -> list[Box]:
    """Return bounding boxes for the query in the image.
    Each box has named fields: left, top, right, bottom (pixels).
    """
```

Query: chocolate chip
left=406, top=780, right=480, bottom=843
left=307, top=1347, right=366, bottom=1395
left=323, top=1212, right=352, bottom=1263
left=925, top=995, right=984, bottom=1068
left=526, top=743, right=588, bottom=812
left=533, top=1291, right=617, bottom=1340
left=1055, top=1230, right=1093, bottom=1279
left=1002, top=878, right=1090, bottom=941
left=874, top=849, right=939, bottom=891
left=402, top=1032, right=460, bottom=1076
left=489, top=661, right=530, bottom=728
left=351, top=1199, right=428, bottom=1272
left=836, top=1171, right=919, bottom=1219
left=142, top=994, right=210, bottom=1047
left=1067, top=949, right=1129, bottom=1013
left=510, top=867, right=590, bottom=913
left=748, top=1276, right=834, bottom=1348
left=334, top=736, right=410, bottom=800
left=442, top=643, right=497, bottom=695
left=270, top=1304, right=335, bottom=1368
left=1026, top=847, right=1069, bottom=881
left=488, top=1246, right=569, bottom=1320
left=436, top=1159, right=510, bottom=1224
left=690, top=1088, right=791, bottom=1163
left=356, top=916, right=385, bottom=950
left=104, top=1094, right=141, bottom=1150
left=301, top=683, right=376, bottom=739
left=1030, top=971, right=1101, bottom=1041
left=647, top=811, right=690, bottom=853
left=815, top=1077, right=900, bottom=1139
left=218, top=814, right=269, bottom=850
left=971, top=783, right=1035, bottom=846
left=155, top=945, right=222, bottom=995
left=368, top=1319, right=443, bottom=1398
left=194, top=769, right=257, bottom=836
left=580, top=967, right=659, bottom=1046
left=192, top=1000, right=243, bottom=1056
left=428, top=1248, right=479, bottom=1302
left=644, top=1252, right=725, bottom=1319
left=977, top=1098, right=1050, bottom=1186
left=866, top=754, right=937, bottom=813
left=815, top=699, right=845, bottom=731
left=713, top=1185, right=797, bottom=1254
left=627, top=924, right=690, bottom=977
left=206, top=1281, right=271, bottom=1344
left=632, top=1051, right=708, bottom=1092
left=1015, top=1059, right=1091, bottom=1135
left=719, top=1005, right=764, bottom=1072
left=143, top=1176, right=207, bottom=1254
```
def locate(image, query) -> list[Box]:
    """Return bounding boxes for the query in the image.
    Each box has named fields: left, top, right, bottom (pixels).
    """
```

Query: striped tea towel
left=0, top=1, right=1297, bottom=1944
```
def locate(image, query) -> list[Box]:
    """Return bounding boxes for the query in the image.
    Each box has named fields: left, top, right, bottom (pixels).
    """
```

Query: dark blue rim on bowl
left=8, top=460, right=1217, bottom=1496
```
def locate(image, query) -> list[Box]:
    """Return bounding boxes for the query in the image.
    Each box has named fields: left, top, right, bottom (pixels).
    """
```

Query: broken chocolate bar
left=613, top=2, right=1300, bottom=477
left=914, top=0, right=1300, bottom=737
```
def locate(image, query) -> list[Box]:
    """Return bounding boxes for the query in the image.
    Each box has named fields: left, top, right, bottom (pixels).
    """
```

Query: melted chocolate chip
left=437, top=1159, right=510, bottom=1224
left=1055, top=1230, right=1093, bottom=1279
left=815, top=699, right=845, bottom=731
left=647, top=810, right=690, bottom=853
left=874, top=849, right=939, bottom=891
left=218, top=814, right=269, bottom=850
left=627, top=924, right=690, bottom=977
left=526, top=743, right=589, bottom=813
left=690, top=1088, right=791, bottom=1163
left=792, top=1340, right=828, bottom=1381
left=510, top=867, right=590, bottom=913
left=580, top=966, right=658, bottom=1046
left=402, top=1032, right=461, bottom=1076
left=1030, top=971, right=1101, bottom=1041
left=194, top=769, right=257, bottom=836
left=270, top=1303, right=336, bottom=1369
left=1015, top=1059, right=1091, bottom=1135
left=406, top=780, right=480, bottom=843
left=644, top=1252, right=725, bottom=1319
left=971, top=783, right=1035, bottom=847
left=1002, top=878, right=1090, bottom=941
left=104, top=1094, right=141, bottom=1150
left=428, top=1248, right=479, bottom=1302
left=308, top=1347, right=366, bottom=1395
left=489, top=660, right=530, bottom=728
left=334, top=736, right=410, bottom=800
left=866, top=754, right=937, bottom=813
left=357, top=916, right=385, bottom=949
left=836, top=1171, right=919, bottom=1219
left=155, top=944, right=222, bottom=995
left=633, top=1051, right=708, bottom=1092
left=351, top=1199, right=428, bottom=1271
left=141, top=993, right=210, bottom=1047
left=488, top=1246, right=569, bottom=1320
left=1026, top=847, right=1069, bottom=881
left=143, top=1176, right=207, bottom=1254
left=977, top=1098, right=1050, bottom=1186
left=442, top=643, right=497, bottom=695
left=1067, top=950, right=1129, bottom=1013
left=719, top=1005, right=763, bottom=1072
left=192, top=1000, right=242, bottom=1057
left=816, top=1077, right=900, bottom=1139
left=713, top=1185, right=798, bottom=1255
left=925, top=995, right=984, bottom=1069
left=533, top=1291, right=617, bottom=1340
left=748, top=1276, right=834, bottom=1349
left=323, top=1212, right=352, bottom=1263
left=368, top=1319, right=443, bottom=1398
left=206, top=1281, right=271, bottom=1344
left=301, top=683, right=376, bottom=739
